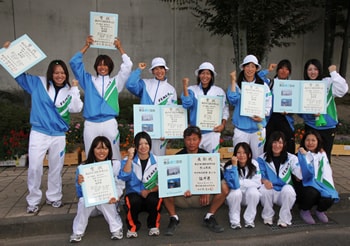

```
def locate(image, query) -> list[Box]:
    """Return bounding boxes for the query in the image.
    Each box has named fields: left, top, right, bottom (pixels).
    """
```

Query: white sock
left=205, top=213, right=213, bottom=219
left=171, top=215, right=179, bottom=221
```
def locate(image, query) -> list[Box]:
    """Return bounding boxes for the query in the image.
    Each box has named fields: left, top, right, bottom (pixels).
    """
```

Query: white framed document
left=240, top=82, right=266, bottom=118
left=157, top=153, right=221, bottom=198
left=133, top=104, right=188, bottom=139
left=273, top=79, right=327, bottom=114
left=78, top=160, right=117, bottom=207
left=90, top=11, right=119, bottom=50
left=0, top=34, right=46, bottom=78
left=196, top=95, right=223, bottom=130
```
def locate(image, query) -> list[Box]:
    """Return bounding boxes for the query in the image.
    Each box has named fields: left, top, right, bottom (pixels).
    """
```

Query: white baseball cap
left=239, top=55, right=261, bottom=71
left=195, top=62, right=217, bottom=76
left=149, top=57, right=169, bottom=73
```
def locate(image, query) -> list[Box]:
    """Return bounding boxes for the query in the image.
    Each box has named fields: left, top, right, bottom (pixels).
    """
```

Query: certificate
left=90, top=11, right=119, bottom=49
left=0, top=34, right=46, bottom=78
left=157, top=153, right=221, bottom=198
left=133, top=104, right=188, bottom=139
left=273, top=79, right=327, bottom=114
left=196, top=96, right=223, bottom=130
left=240, top=82, right=266, bottom=118
left=78, top=160, right=117, bottom=207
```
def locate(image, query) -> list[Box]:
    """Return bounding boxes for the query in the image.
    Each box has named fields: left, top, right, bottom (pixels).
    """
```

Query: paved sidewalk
left=0, top=155, right=349, bottom=245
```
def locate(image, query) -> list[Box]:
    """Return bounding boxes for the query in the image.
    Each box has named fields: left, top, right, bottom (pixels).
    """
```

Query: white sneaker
left=230, top=223, right=242, bottom=230
left=277, top=220, right=288, bottom=228
left=26, top=205, right=39, bottom=214
left=148, top=227, right=160, bottom=236
left=46, top=199, right=63, bottom=208
left=264, top=218, right=273, bottom=226
left=245, top=222, right=255, bottom=228
left=126, top=230, right=138, bottom=238
left=111, top=229, right=123, bottom=240
left=70, top=233, right=83, bottom=243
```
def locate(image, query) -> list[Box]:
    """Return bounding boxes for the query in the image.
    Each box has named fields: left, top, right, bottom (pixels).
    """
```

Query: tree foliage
left=161, top=0, right=321, bottom=70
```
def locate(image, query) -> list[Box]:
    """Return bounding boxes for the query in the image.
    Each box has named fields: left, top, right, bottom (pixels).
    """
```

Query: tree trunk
left=339, top=1, right=350, bottom=77
left=322, top=0, right=337, bottom=76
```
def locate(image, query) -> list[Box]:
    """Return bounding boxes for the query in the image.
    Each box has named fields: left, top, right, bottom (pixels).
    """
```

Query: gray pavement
left=0, top=155, right=350, bottom=245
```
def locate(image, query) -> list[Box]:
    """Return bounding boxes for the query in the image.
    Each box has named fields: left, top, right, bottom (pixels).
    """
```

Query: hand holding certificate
left=0, top=34, right=46, bottom=78
left=157, top=153, right=221, bottom=198
left=78, top=160, right=118, bottom=207
left=90, top=12, right=119, bottom=49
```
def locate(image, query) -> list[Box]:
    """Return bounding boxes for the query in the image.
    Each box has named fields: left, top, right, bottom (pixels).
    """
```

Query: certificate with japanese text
left=133, top=104, right=188, bottom=139
left=90, top=11, right=118, bottom=49
left=240, top=82, right=266, bottom=118
left=0, top=34, right=46, bottom=78
left=78, top=160, right=117, bottom=207
left=273, top=79, right=327, bottom=114
left=157, top=153, right=221, bottom=198
left=196, top=96, right=223, bottom=130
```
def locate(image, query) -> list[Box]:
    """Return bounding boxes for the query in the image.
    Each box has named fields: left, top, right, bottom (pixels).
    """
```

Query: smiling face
left=152, top=66, right=166, bottom=81
left=236, top=146, right=249, bottom=167
left=243, top=63, right=257, bottom=82
left=137, top=138, right=150, bottom=156
left=272, top=138, right=284, bottom=156
left=277, top=66, right=290, bottom=80
left=97, top=60, right=109, bottom=76
left=307, top=64, right=319, bottom=80
left=198, top=69, right=212, bottom=88
left=93, top=142, right=109, bottom=162
left=52, top=65, right=67, bottom=87
left=304, top=133, right=318, bottom=152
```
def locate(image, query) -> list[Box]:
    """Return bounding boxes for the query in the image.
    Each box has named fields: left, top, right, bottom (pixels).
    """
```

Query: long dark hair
left=299, top=130, right=323, bottom=153
left=225, top=142, right=257, bottom=179
left=94, top=55, right=114, bottom=76
left=46, top=60, right=70, bottom=90
left=264, top=131, right=288, bottom=163
left=303, top=59, right=323, bottom=80
left=85, top=136, right=113, bottom=164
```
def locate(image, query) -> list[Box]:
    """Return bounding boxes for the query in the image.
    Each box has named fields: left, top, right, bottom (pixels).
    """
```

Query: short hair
left=276, top=59, right=292, bottom=75
left=46, top=60, right=70, bottom=90
left=183, top=126, right=202, bottom=139
left=300, top=130, right=323, bottom=153
left=94, top=55, right=114, bottom=76
left=134, top=131, right=152, bottom=153
left=264, top=131, right=288, bottom=163
left=86, top=136, right=112, bottom=163
left=303, top=59, right=323, bottom=80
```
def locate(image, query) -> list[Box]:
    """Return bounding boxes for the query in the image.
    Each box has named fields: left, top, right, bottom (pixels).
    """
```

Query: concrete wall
left=0, top=0, right=348, bottom=96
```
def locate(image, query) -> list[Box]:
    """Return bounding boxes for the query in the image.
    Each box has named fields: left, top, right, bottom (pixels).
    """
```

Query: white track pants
left=84, top=119, right=120, bottom=160
left=259, top=184, right=296, bottom=225
left=226, top=187, right=261, bottom=225
left=233, top=128, right=265, bottom=160
left=26, top=130, right=65, bottom=206
left=72, top=197, right=123, bottom=234
left=200, top=132, right=220, bottom=153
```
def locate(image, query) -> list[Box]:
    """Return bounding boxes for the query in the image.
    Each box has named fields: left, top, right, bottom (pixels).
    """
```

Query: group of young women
left=223, top=55, right=346, bottom=230
left=4, top=35, right=347, bottom=241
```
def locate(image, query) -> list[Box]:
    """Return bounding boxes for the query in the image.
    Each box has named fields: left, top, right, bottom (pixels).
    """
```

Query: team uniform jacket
left=224, top=159, right=262, bottom=192
left=227, top=81, right=272, bottom=133
left=257, top=153, right=302, bottom=191
left=69, top=52, right=132, bottom=122
left=300, top=71, right=348, bottom=130
left=126, top=68, right=177, bottom=105
left=297, top=151, right=339, bottom=202
left=118, top=153, right=158, bottom=195
left=15, top=73, right=83, bottom=135
left=181, top=84, right=229, bottom=134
